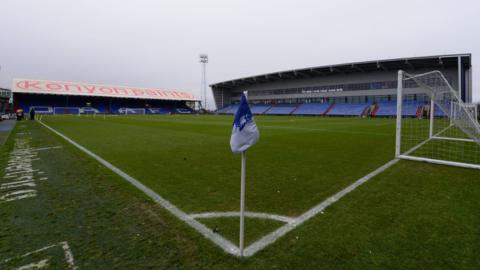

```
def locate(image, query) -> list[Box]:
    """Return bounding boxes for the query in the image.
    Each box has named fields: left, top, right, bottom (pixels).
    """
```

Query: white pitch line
left=16, top=259, right=49, bottom=269
left=2, top=241, right=77, bottom=269
left=190, top=211, right=295, bottom=224
left=31, top=146, right=63, bottom=151
left=243, top=158, right=400, bottom=257
left=38, top=121, right=240, bottom=256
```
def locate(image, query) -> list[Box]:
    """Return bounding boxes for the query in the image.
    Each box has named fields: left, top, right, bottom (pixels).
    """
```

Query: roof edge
left=210, top=53, right=471, bottom=87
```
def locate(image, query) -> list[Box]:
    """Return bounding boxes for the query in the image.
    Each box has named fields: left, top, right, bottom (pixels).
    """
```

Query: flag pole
left=239, top=150, right=246, bottom=256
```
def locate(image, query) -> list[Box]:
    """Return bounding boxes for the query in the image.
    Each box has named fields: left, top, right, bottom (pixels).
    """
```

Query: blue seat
left=250, top=105, right=272, bottom=114
left=328, top=103, right=367, bottom=116
left=265, top=104, right=297, bottom=115
left=292, top=103, right=330, bottom=115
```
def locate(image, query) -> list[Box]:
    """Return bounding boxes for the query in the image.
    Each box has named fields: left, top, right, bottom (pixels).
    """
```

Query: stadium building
left=0, top=88, right=12, bottom=115
left=12, top=79, right=198, bottom=115
left=212, top=54, right=473, bottom=117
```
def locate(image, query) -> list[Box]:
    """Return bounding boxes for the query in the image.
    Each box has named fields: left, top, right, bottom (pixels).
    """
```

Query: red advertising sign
left=12, top=79, right=198, bottom=101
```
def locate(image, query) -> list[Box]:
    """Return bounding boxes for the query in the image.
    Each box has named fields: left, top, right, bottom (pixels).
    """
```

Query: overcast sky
left=1, top=0, right=479, bottom=107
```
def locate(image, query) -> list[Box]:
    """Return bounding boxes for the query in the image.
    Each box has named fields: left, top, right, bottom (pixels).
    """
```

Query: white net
left=452, top=102, right=478, bottom=123
left=397, top=70, right=480, bottom=169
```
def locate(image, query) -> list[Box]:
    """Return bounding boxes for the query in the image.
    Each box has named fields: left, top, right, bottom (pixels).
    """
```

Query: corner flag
left=229, top=91, right=259, bottom=257
left=230, top=93, right=259, bottom=153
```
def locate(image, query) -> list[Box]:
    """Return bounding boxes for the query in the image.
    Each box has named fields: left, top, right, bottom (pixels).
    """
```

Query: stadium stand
left=375, top=101, right=397, bottom=117
left=264, top=104, right=298, bottom=115
left=402, top=101, right=423, bottom=116
left=211, top=55, right=473, bottom=118
left=54, top=107, right=80, bottom=115
left=12, top=79, right=197, bottom=115
left=217, top=104, right=240, bottom=114
left=14, top=93, right=193, bottom=115
left=216, top=105, right=231, bottom=114
left=250, top=104, right=272, bottom=114
left=292, top=103, right=331, bottom=115
left=217, top=100, right=450, bottom=118
left=28, top=106, right=53, bottom=114
left=434, top=104, right=446, bottom=116
left=328, top=103, right=368, bottom=116
left=176, top=108, right=194, bottom=114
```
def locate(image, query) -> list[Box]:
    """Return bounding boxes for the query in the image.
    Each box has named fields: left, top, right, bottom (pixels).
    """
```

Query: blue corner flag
left=230, top=92, right=260, bottom=153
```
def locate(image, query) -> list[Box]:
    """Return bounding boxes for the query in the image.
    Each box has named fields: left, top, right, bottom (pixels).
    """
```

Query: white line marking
left=31, top=146, right=63, bottom=151
left=61, top=242, right=77, bottom=269
left=1, top=137, right=43, bottom=203
left=2, top=241, right=77, bottom=269
left=0, top=189, right=37, bottom=202
left=243, top=158, right=400, bottom=257
left=432, top=136, right=475, bottom=143
left=38, top=121, right=239, bottom=256
left=190, top=211, right=295, bottom=224
left=15, top=259, right=49, bottom=270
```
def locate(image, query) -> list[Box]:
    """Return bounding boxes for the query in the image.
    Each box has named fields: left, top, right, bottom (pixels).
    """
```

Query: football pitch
left=1, top=115, right=479, bottom=269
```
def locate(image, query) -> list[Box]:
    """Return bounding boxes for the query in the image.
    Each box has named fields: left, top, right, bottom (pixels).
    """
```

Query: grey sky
left=1, top=0, right=479, bottom=107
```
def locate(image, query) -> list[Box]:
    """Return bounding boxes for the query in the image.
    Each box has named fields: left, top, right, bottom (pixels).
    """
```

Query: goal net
left=452, top=102, right=478, bottom=123
left=395, top=70, right=480, bottom=169
left=118, top=108, right=146, bottom=115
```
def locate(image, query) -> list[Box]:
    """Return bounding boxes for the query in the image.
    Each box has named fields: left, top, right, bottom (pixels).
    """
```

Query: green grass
left=40, top=115, right=396, bottom=216
left=0, top=115, right=478, bottom=269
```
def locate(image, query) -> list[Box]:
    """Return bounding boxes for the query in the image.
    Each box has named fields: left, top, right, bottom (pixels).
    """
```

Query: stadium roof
left=211, top=54, right=471, bottom=89
left=12, top=78, right=199, bottom=101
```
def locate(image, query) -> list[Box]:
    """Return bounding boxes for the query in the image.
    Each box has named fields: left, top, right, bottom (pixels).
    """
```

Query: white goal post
left=395, top=70, right=480, bottom=169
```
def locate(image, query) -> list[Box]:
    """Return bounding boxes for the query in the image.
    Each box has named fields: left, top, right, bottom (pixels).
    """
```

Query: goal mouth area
left=401, top=136, right=480, bottom=168
left=395, top=70, right=480, bottom=170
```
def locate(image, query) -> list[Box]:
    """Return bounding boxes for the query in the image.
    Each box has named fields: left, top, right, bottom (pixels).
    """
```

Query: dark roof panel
left=211, top=54, right=471, bottom=88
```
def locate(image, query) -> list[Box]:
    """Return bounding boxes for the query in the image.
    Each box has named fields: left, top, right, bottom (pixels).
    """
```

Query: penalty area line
left=37, top=121, right=240, bottom=256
